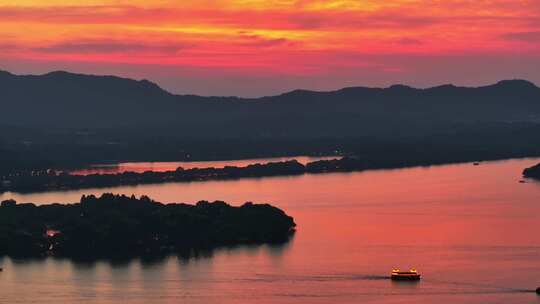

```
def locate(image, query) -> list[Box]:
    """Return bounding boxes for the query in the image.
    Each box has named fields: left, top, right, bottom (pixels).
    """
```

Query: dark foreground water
left=1, top=158, right=540, bottom=303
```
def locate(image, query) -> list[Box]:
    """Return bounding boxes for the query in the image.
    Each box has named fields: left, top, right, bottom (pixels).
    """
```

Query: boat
left=391, top=269, right=421, bottom=281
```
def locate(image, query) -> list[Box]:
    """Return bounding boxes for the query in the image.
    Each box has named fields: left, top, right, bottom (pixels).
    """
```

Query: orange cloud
left=0, top=0, right=539, bottom=95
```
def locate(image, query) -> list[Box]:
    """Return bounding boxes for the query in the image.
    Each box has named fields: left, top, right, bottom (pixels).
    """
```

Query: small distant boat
left=473, top=162, right=480, bottom=166
left=391, top=269, right=421, bottom=281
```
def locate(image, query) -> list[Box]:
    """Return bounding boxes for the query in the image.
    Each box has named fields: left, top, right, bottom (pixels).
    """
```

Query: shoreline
left=3, top=154, right=540, bottom=195
left=68, top=155, right=337, bottom=175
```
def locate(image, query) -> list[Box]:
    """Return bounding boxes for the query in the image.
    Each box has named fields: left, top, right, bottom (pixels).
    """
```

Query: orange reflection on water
left=1, top=158, right=540, bottom=303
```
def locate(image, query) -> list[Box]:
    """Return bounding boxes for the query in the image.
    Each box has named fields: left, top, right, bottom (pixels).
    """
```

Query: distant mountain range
left=1, top=70, right=539, bottom=139
left=1, top=69, right=540, bottom=171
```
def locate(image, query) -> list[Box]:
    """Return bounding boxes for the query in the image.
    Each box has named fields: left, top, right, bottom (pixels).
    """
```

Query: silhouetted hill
left=1, top=70, right=539, bottom=136
left=1, top=69, right=540, bottom=170
left=0, top=70, right=179, bottom=129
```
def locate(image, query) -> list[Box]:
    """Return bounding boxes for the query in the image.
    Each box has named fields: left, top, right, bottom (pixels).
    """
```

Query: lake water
left=1, top=158, right=540, bottom=303
left=69, top=156, right=335, bottom=175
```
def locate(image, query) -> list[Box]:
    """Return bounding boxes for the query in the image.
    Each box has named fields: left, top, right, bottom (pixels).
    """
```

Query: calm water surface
left=2, top=158, right=540, bottom=303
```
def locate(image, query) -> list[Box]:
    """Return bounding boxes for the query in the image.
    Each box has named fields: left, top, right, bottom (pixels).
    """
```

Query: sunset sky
left=1, top=0, right=539, bottom=96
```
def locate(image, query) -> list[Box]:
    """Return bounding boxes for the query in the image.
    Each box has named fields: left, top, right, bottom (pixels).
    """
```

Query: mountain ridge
left=1, top=69, right=540, bottom=172
left=1, top=68, right=540, bottom=140
left=1, top=69, right=538, bottom=99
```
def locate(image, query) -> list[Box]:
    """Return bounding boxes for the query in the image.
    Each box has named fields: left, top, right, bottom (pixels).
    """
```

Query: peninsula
left=523, top=163, right=540, bottom=179
left=0, top=193, right=296, bottom=258
left=4, top=154, right=539, bottom=194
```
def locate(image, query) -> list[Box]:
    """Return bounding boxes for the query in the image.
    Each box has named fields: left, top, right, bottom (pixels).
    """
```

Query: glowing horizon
left=1, top=0, right=539, bottom=96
